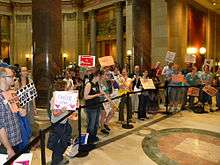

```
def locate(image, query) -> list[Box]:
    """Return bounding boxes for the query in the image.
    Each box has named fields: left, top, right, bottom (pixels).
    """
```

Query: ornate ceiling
left=193, top=0, right=220, bottom=14
left=0, top=0, right=219, bottom=14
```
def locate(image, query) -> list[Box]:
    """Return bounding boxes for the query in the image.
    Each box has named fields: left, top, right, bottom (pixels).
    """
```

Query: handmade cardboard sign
left=0, top=153, right=33, bottom=165
left=78, top=55, right=95, bottom=68
left=171, top=74, right=186, bottom=83
left=185, top=54, right=196, bottom=63
left=204, top=59, right=214, bottom=68
left=187, top=87, right=200, bottom=97
left=202, top=85, right=217, bottom=97
left=2, top=90, right=20, bottom=113
left=98, top=56, right=114, bottom=67
left=140, top=78, right=155, bottom=89
left=165, top=51, right=176, bottom=62
left=16, top=83, right=37, bottom=107
left=53, top=90, right=79, bottom=111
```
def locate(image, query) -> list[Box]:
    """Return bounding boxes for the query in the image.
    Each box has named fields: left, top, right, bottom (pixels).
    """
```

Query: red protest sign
left=2, top=90, right=20, bottom=113
left=78, top=55, right=95, bottom=68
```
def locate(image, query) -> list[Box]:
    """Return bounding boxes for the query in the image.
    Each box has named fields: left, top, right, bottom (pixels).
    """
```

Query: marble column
left=32, top=0, right=62, bottom=107
left=115, top=2, right=124, bottom=68
left=82, top=13, right=88, bottom=54
left=167, top=0, right=187, bottom=65
left=90, top=10, right=96, bottom=56
left=10, top=4, right=16, bottom=64
left=126, top=0, right=134, bottom=70
left=0, top=16, right=2, bottom=59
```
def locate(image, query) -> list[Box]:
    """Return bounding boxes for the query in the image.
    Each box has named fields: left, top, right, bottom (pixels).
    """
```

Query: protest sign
left=2, top=90, right=20, bottom=113
left=171, top=74, right=186, bottom=83
left=140, top=78, right=155, bottom=89
left=98, top=56, right=114, bottom=67
left=78, top=55, right=95, bottom=68
left=187, top=87, right=200, bottom=97
left=165, top=51, right=176, bottom=62
left=16, top=83, right=37, bottom=107
left=202, top=85, right=217, bottom=97
left=185, top=54, right=196, bottom=63
left=0, top=153, right=33, bottom=165
left=53, top=90, right=79, bottom=111
left=204, top=59, right=214, bottom=68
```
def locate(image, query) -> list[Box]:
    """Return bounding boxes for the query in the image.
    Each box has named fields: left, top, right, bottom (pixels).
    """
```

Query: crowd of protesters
left=1, top=59, right=220, bottom=164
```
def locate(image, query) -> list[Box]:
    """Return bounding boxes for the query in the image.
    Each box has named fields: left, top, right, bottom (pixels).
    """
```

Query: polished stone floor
left=30, top=109, right=220, bottom=165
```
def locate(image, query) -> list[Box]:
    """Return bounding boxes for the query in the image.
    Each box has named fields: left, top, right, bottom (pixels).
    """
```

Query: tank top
left=85, top=82, right=100, bottom=109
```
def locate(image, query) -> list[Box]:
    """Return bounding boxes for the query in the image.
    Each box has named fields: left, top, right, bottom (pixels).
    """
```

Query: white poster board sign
left=53, top=90, right=79, bottom=111
left=0, top=153, right=33, bottom=165
left=204, top=59, right=214, bottom=68
left=140, top=78, right=155, bottom=89
left=165, top=51, right=176, bottom=62
left=16, top=83, right=37, bottom=107
left=185, top=54, right=196, bottom=63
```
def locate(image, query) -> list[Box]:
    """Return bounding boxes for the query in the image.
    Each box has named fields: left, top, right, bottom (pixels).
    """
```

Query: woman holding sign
left=14, top=67, right=35, bottom=150
left=185, top=66, right=201, bottom=109
left=200, top=65, right=213, bottom=112
left=84, top=70, right=104, bottom=144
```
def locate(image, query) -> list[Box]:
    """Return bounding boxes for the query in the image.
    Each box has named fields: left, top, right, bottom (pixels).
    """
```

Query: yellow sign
left=98, top=56, right=114, bottom=67
left=140, top=78, right=155, bottom=89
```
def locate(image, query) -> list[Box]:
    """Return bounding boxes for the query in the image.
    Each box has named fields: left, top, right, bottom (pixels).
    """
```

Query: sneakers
left=101, top=129, right=109, bottom=135
left=104, top=124, right=111, bottom=131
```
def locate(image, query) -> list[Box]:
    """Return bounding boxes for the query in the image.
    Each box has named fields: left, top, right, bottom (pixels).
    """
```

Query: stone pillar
left=32, top=0, right=62, bottom=108
left=115, top=2, right=124, bottom=68
left=90, top=10, right=96, bottom=56
left=167, top=0, right=187, bottom=65
left=10, top=4, right=16, bottom=64
left=77, top=11, right=84, bottom=57
left=151, top=0, right=168, bottom=66
left=133, top=0, right=151, bottom=69
left=0, top=16, right=2, bottom=59
left=126, top=0, right=134, bottom=69
left=82, top=13, right=88, bottom=54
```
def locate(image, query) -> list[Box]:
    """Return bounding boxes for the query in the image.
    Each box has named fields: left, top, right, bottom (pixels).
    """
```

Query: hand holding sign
left=98, top=56, right=114, bottom=67
left=140, top=78, right=155, bottom=89
left=165, top=51, right=176, bottom=62
left=202, top=85, right=217, bottom=97
left=2, top=90, right=20, bottom=113
left=53, top=90, right=79, bottom=111
left=78, top=55, right=95, bottom=68
left=16, top=83, right=37, bottom=107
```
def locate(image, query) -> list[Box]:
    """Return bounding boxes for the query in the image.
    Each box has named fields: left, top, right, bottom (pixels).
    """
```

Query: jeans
left=85, top=108, right=101, bottom=140
left=138, top=94, right=148, bottom=118
left=119, top=96, right=132, bottom=121
left=49, top=122, right=72, bottom=165
left=131, top=94, right=139, bottom=112
left=189, top=96, right=195, bottom=108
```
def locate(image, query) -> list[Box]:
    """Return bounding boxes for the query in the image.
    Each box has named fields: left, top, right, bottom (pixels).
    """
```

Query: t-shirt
left=186, top=73, right=200, bottom=86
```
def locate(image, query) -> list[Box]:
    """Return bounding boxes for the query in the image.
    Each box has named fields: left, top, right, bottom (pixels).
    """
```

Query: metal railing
left=5, top=84, right=220, bottom=164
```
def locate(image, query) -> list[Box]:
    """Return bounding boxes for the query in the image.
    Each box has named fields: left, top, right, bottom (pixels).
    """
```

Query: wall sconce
left=25, top=54, right=30, bottom=69
left=186, top=47, right=198, bottom=55
left=63, top=53, right=67, bottom=69
left=127, top=50, right=132, bottom=74
left=199, top=47, right=206, bottom=55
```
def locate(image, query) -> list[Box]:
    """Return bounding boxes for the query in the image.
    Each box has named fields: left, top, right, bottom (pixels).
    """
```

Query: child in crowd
left=48, top=80, right=72, bottom=165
